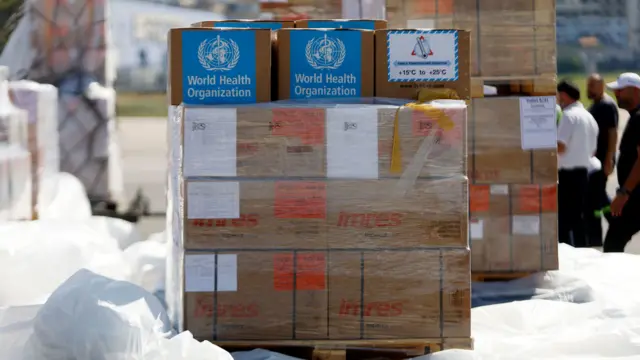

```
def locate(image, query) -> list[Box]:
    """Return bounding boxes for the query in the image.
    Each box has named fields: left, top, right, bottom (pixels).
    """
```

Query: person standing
left=556, top=80, right=599, bottom=247
left=604, top=73, right=640, bottom=252
left=585, top=74, right=619, bottom=246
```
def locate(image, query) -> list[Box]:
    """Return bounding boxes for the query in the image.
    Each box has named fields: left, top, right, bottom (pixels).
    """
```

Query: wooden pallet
left=471, top=75, right=557, bottom=98
left=472, top=271, right=535, bottom=282
left=216, top=338, right=474, bottom=359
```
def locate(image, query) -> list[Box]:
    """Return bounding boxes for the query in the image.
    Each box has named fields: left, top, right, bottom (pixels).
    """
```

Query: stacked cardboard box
left=469, top=97, right=559, bottom=272
left=387, top=0, right=558, bottom=272
left=167, top=102, right=471, bottom=341
left=384, top=0, right=559, bottom=273
left=385, top=0, right=556, bottom=78
left=165, top=23, right=474, bottom=344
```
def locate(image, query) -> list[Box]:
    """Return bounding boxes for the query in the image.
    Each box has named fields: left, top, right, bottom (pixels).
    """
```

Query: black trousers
left=603, top=197, right=640, bottom=252
left=558, top=168, right=589, bottom=247
left=585, top=169, right=610, bottom=247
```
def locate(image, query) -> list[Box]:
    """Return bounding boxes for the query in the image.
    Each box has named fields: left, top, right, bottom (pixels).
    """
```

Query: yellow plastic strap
left=390, top=88, right=459, bottom=174
left=390, top=108, right=403, bottom=174
left=417, top=88, right=460, bottom=102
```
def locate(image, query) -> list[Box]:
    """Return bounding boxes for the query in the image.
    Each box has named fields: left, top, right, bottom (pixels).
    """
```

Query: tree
left=0, top=0, right=24, bottom=53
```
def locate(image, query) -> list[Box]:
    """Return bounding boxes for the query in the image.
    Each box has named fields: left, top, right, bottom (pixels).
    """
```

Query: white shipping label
left=187, top=181, right=240, bottom=219
left=387, top=30, right=459, bottom=82
left=326, top=108, right=379, bottom=179
left=470, top=219, right=484, bottom=240
left=217, top=254, right=238, bottom=292
left=512, top=215, right=541, bottom=235
left=185, top=254, right=216, bottom=292
left=519, top=96, right=557, bottom=150
left=183, top=108, right=237, bottom=177
left=490, top=185, right=509, bottom=195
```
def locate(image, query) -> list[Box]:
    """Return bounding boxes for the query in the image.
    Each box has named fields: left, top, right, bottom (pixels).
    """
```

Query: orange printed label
left=414, top=0, right=452, bottom=15
left=273, top=254, right=294, bottom=291
left=274, top=182, right=326, bottom=219
left=273, top=253, right=326, bottom=291
left=541, top=185, right=557, bottom=212
left=518, top=185, right=541, bottom=212
left=271, top=109, right=325, bottom=145
left=469, top=185, right=490, bottom=212
left=296, top=253, right=326, bottom=290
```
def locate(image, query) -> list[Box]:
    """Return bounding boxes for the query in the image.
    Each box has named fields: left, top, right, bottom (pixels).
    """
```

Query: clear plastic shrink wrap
left=0, top=67, right=32, bottom=221
left=166, top=99, right=472, bottom=345
left=9, top=81, right=59, bottom=218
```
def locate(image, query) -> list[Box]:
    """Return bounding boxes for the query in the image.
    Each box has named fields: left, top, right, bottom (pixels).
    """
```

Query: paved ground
left=118, top=117, right=167, bottom=238
left=117, top=109, right=640, bottom=247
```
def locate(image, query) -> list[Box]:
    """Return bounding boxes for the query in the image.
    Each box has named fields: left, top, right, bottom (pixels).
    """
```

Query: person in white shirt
left=557, top=80, right=599, bottom=247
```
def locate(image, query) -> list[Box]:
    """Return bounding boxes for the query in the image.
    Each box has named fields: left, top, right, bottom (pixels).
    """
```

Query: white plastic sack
left=466, top=246, right=640, bottom=359
left=23, top=269, right=171, bottom=360
left=37, top=172, right=92, bottom=220
left=147, top=231, right=168, bottom=244
left=0, top=220, right=130, bottom=306
left=0, top=305, right=40, bottom=360
left=83, top=216, right=144, bottom=250
left=123, top=237, right=167, bottom=293
left=153, top=331, right=234, bottom=360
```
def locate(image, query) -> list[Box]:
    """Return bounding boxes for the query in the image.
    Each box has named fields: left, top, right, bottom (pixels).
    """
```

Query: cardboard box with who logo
left=275, top=28, right=374, bottom=100
left=167, top=28, right=272, bottom=106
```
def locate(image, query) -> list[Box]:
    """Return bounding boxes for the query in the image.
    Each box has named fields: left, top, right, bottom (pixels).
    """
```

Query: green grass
left=116, top=92, right=167, bottom=117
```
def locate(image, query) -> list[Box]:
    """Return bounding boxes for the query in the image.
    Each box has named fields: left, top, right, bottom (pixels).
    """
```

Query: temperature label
left=387, top=30, right=459, bottom=82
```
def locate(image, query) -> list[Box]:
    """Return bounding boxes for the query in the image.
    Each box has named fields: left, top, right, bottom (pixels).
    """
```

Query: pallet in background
left=471, top=75, right=557, bottom=98
left=472, top=272, right=535, bottom=282
left=216, top=338, right=474, bottom=359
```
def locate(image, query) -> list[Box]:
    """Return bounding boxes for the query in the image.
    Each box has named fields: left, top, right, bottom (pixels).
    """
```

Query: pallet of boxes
left=0, top=66, right=33, bottom=222
left=166, top=19, right=474, bottom=358
left=386, top=0, right=560, bottom=281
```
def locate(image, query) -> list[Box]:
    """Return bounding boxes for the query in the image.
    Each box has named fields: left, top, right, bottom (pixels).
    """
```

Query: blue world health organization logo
left=182, top=30, right=256, bottom=104
left=290, top=31, right=361, bottom=99
left=305, top=34, right=346, bottom=70
left=197, top=35, right=240, bottom=71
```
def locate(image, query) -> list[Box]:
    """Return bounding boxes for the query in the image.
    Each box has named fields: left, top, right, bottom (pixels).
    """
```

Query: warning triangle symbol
left=412, top=36, right=433, bottom=56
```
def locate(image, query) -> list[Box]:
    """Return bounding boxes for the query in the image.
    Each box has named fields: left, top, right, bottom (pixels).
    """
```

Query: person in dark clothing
left=585, top=74, right=619, bottom=246
left=557, top=80, right=599, bottom=247
left=604, top=73, right=640, bottom=252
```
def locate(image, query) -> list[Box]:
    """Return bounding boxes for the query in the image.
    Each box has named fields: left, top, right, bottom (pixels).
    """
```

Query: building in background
left=556, top=0, right=640, bottom=61
left=109, top=0, right=227, bottom=92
